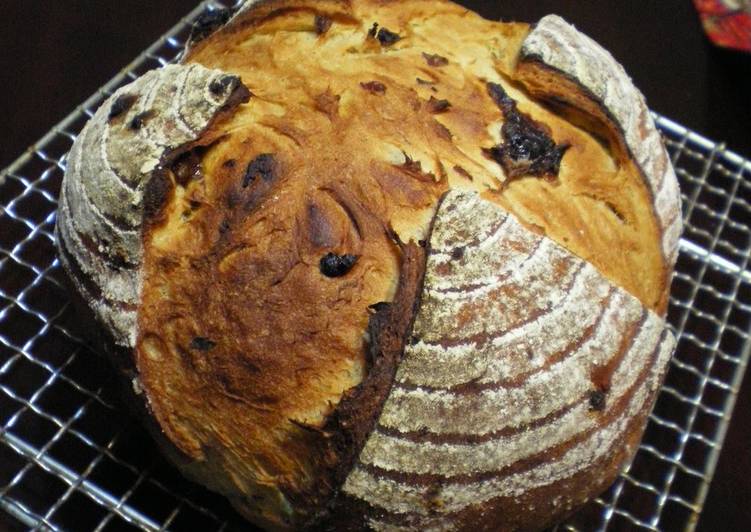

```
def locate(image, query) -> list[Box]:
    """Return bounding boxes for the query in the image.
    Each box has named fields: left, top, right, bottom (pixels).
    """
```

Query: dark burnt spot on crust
left=386, top=226, right=402, bottom=246
left=451, top=246, right=465, bottom=260
left=402, top=153, right=423, bottom=175
left=171, top=146, right=206, bottom=187
left=589, top=389, right=606, bottom=411
left=108, top=94, right=138, bottom=121
left=190, top=337, right=216, bottom=351
left=314, top=89, right=340, bottom=118
left=422, top=52, right=449, bottom=67
left=360, top=81, right=386, bottom=94
left=433, top=120, right=453, bottom=141
left=376, top=27, right=401, bottom=46
left=484, top=82, right=570, bottom=181
left=218, top=81, right=252, bottom=113
left=453, top=165, right=473, bottom=181
left=427, top=96, right=451, bottom=114
left=306, top=201, right=336, bottom=248
left=243, top=153, right=277, bottom=188
left=142, top=169, right=172, bottom=221
left=128, top=111, right=154, bottom=131
left=226, top=154, right=279, bottom=214
left=209, top=75, right=241, bottom=96
left=483, top=141, right=569, bottom=182
left=319, top=252, right=358, bottom=277
left=222, top=159, right=236, bottom=169
left=487, top=81, right=514, bottom=109
left=398, top=154, right=439, bottom=184
left=314, top=14, right=333, bottom=34
left=368, top=301, right=390, bottom=313
left=189, top=7, right=236, bottom=45
left=368, top=22, right=401, bottom=46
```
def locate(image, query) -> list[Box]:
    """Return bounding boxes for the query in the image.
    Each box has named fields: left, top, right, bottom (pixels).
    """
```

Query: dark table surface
left=1, top=1, right=749, bottom=531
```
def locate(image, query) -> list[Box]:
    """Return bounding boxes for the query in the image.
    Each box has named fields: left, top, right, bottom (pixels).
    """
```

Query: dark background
left=0, top=1, right=749, bottom=530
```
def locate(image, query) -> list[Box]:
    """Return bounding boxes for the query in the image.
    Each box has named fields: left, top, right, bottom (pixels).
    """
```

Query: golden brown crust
left=183, top=0, right=673, bottom=307
left=137, top=138, right=417, bottom=526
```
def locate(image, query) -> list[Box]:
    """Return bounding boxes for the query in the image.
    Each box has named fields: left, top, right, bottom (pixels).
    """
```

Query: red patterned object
left=694, top=0, right=751, bottom=52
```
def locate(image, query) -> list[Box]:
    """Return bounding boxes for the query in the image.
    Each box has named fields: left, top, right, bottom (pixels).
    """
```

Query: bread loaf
left=55, top=1, right=681, bottom=530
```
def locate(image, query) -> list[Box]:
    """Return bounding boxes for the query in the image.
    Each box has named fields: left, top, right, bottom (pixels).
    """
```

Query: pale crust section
left=56, top=64, right=245, bottom=347
left=342, top=191, right=675, bottom=530
left=519, top=15, right=683, bottom=268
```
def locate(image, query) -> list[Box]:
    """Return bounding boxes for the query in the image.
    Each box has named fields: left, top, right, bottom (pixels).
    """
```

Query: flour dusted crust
left=337, top=191, right=675, bottom=530
left=56, top=63, right=249, bottom=348
left=55, top=1, right=681, bottom=530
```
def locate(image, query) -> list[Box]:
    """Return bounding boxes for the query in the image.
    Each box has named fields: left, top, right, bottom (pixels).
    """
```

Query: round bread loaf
left=55, top=1, right=682, bottom=530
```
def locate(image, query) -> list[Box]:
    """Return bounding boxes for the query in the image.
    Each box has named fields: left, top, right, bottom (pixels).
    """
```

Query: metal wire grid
left=0, top=2, right=750, bottom=531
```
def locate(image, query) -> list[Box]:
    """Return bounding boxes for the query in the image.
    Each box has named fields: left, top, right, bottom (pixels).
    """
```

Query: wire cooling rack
left=1, top=2, right=750, bottom=531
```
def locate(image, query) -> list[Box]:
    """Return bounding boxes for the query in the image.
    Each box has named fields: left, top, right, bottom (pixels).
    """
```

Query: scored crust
left=333, top=190, right=675, bottom=531
left=516, top=14, right=683, bottom=287
left=56, top=1, right=681, bottom=530
left=56, top=63, right=250, bottom=349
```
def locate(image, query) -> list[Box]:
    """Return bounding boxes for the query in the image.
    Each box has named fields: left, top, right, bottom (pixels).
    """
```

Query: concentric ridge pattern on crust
left=56, top=64, right=244, bottom=347
left=342, top=191, right=675, bottom=530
